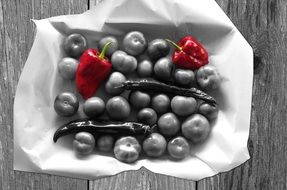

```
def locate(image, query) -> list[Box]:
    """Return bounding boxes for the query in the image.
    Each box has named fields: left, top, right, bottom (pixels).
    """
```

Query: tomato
left=114, top=136, right=141, bottom=163
left=151, top=94, right=170, bottom=114
left=198, top=102, right=219, bottom=121
left=97, top=135, right=114, bottom=152
left=98, top=36, right=119, bottom=57
left=83, top=97, right=105, bottom=118
left=171, top=96, right=197, bottom=116
left=174, top=69, right=195, bottom=87
left=63, top=33, right=87, bottom=58
left=158, top=113, right=180, bottom=137
left=167, top=136, right=190, bottom=160
left=137, top=108, right=157, bottom=126
left=105, top=72, right=126, bottom=95
left=54, top=92, right=79, bottom=117
left=129, top=91, right=150, bottom=109
left=181, top=114, right=211, bottom=143
left=58, top=57, right=79, bottom=80
left=73, top=132, right=95, bottom=155
left=196, top=65, right=221, bottom=90
left=143, top=133, right=167, bottom=157
left=123, top=31, right=147, bottom=56
left=106, top=96, right=131, bottom=120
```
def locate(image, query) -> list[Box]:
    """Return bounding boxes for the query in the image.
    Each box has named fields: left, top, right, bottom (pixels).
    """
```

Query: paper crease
left=13, top=0, right=253, bottom=180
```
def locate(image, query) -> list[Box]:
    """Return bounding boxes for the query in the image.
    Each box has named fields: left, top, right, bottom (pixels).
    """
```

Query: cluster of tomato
left=53, top=31, right=221, bottom=163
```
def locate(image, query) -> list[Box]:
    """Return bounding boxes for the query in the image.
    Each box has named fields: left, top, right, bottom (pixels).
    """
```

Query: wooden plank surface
left=90, top=167, right=196, bottom=190
left=1, top=0, right=286, bottom=189
left=198, top=0, right=287, bottom=190
left=0, top=0, right=88, bottom=189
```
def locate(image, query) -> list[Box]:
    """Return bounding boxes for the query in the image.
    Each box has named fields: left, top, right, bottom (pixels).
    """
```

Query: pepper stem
left=99, top=42, right=112, bottom=59
left=165, top=39, right=182, bottom=51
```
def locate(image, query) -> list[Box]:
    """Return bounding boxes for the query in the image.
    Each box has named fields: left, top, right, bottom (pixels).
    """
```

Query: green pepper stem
left=165, top=39, right=182, bottom=51
left=99, top=42, right=112, bottom=59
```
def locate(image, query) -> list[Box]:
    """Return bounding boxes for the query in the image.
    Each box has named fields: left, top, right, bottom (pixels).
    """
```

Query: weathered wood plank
left=2, top=0, right=285, bottom=189
left=198, top=0, right=287, bottom=190
left=90, top=167, right=196, bottom=190
left=0, top=0, right=88, bottom=189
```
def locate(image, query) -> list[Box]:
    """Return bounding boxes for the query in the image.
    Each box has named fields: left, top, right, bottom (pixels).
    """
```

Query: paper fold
left=14, top=0, right=253, bottom=180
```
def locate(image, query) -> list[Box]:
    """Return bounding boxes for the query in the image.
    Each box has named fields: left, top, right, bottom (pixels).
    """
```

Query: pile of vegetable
left=53, top=31, right=221, bottom=163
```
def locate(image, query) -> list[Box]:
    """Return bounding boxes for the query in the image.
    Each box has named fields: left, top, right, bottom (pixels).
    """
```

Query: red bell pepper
left=75, top=42, right=112, bottom=99
left=166, top=36, right=209, bottom=70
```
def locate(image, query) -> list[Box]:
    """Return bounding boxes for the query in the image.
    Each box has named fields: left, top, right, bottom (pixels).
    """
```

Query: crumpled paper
left=14, top=0, right=253, bottom=180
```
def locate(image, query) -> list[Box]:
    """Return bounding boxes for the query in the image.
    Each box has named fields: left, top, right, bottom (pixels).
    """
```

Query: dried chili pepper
left=166, top=36, right=208, bottom=70
left=117, top=79, right=216, bottom=105
left=75, top=42, right=112, bottom=99
left=53, top=119, right=154, bottom=142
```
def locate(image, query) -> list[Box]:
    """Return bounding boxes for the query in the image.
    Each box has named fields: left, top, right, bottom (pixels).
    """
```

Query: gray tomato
left=154, top=57, right=174, bottom=81
left=196, top=65, right=221, bottom=90
left=198, top=103, right=219, bottom=121
left=105, top=72, right=126, bottom=95
left=97, top=135, right=114, bottom=152
left=174, top=69, right=195, bottom=86
left=58, top=57, right=79, bottom=80
left=158, top=113, right=180, bottom=137
left=106, top=96, right=131, bottom=120
left=123, top=31, right=147, bottom=56
left=147, top=39, right=170, bottom=61
left=73, top=132, right=95, bottom=155
left=137, top=59, right=153, bottom=77
left=129, top=91, right=150, bottom=109
left=63, top=33, right=87, bottom=58
left=167, top=136, right=190, bottom=160
left=143, top=133, right=167, bottom=157
left=111, top=50, right=137, bottom=74
left=137, top=108, right=157, bottom=126
left=83, top=97, right=105, bottom=118
left=54, top=92, right=79, bottom=117
left=181, top=114, right=211, bottom=143
left=171, top=96, right=197, bottom=116
left=98, top=36, right=119, bottom=57
left=114, top=136, right=141, bottom=163
left=151, top=94, right=170, bottom=114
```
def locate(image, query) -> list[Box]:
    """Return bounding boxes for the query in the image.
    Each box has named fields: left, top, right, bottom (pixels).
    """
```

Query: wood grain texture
left=198, top=0, right=287, bottom=190
left=1, top=0, right=286, bottom=190
left=90, top=167, right=196, bottom=190
left=0, top=0, right=88, bottom=189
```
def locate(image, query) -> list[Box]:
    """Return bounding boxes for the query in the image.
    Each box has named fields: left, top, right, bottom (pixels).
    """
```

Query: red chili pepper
left=166, top=36, right=209, bottom=70
left=75, top=42, right=112, bottom=99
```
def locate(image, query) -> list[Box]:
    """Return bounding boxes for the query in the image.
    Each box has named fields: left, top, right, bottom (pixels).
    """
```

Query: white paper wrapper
left=14, top=0, right=253, bottom=180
